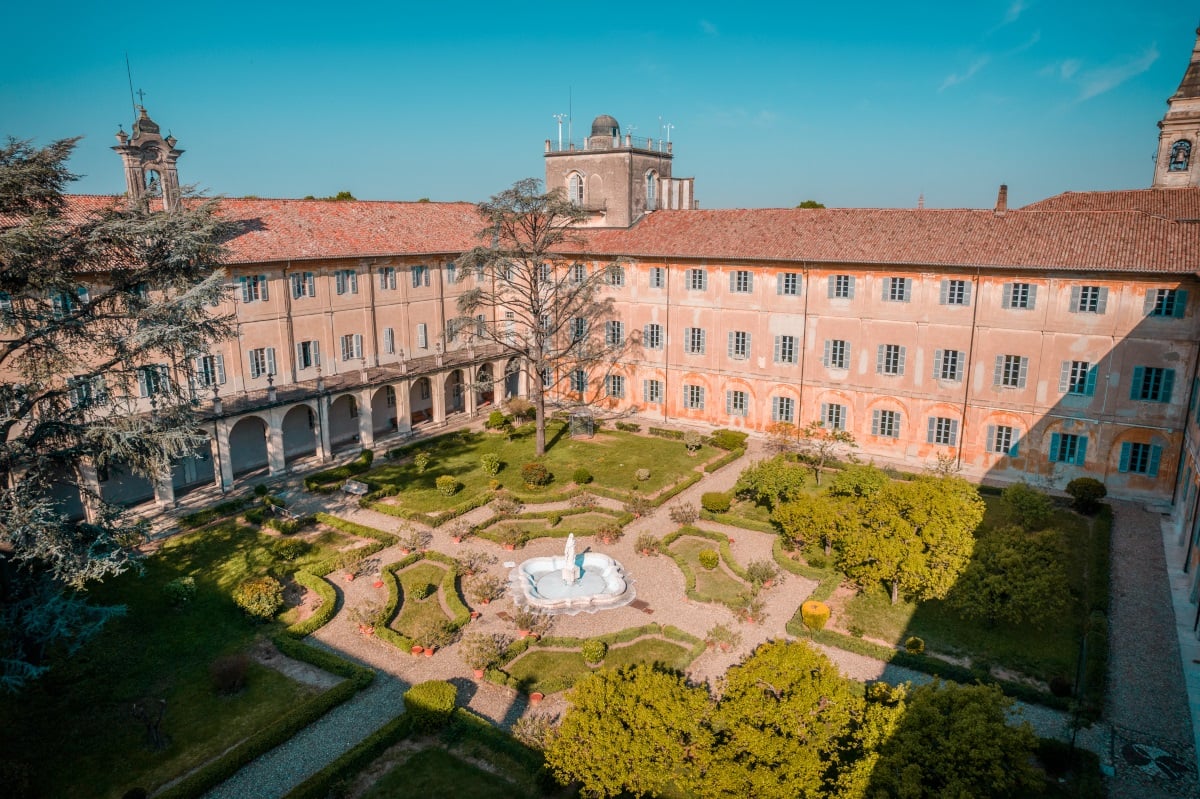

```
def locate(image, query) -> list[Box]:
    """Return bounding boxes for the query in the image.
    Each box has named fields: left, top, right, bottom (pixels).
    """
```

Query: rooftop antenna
left=665, top=122, right=675, bottom=144
left=568, top=87, right=573, bottom=144
left=125, top=54, right=137, bottom=117
left=553, top=113, right=567, bottom=150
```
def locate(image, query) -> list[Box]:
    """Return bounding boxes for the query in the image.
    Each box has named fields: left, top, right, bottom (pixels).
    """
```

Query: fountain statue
left=509, top=532, right=635, bottom=615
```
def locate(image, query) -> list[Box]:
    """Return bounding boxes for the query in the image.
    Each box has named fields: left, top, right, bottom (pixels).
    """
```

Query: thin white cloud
left=699, top=19, right=718, bottom=36
left=1077, top=45, right=1159, bottom=100
left=1004, top=0, right=1029, bottom=25
left=1006, top=30, right=1041, bottom=56
left=940, top=56, right=991, bottom=91
left=1059, top=59, right=1081, bottom=79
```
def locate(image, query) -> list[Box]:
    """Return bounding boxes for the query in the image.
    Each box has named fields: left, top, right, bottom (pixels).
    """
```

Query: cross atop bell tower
left=1153, top=28, right=1200, bottom=187
left=113, top=106, right=184, bottom=210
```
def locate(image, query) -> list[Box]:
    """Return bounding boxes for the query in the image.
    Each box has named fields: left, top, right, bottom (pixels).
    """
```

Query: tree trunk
left=890, top=580, right=899, bottom=605
left=534, top=377, right=547, bottom=457
left=824, top=535, right=832, bottom=557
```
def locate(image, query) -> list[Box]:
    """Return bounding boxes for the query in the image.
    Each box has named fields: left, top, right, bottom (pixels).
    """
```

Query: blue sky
left=3, top=2, right=1195, bottom=209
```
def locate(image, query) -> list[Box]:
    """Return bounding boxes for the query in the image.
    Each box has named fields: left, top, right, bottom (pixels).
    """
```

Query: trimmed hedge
left=365, top=490, right=494, bottom=528
left=284, top=572, right=339, bottom=638
left=709, top=429, right=749, bottom=451
left=374, top=551, right=470, bottom=651
left=702, top=509, right=776, bottom=534
left=405, top=680, right=458, bottom=732
left=178, top=496, right=252, bottom=530
left=303, top=449, right=375, bottom=492
left=704, top=447, right=745, bottom=473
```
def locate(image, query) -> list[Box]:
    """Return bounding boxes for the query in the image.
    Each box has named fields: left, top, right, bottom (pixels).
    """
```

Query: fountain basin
left=510, top=552, right=635, bottom=614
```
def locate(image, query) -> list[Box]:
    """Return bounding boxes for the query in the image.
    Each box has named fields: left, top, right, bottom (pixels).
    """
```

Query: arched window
left=568, top=173, right=584, bottom=206
left=1170, top=140, right=1192, bottom=172
left=646, top=170, right=658, bottom=210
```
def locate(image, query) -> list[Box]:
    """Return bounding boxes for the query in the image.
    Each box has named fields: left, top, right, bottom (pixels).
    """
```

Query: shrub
left=266, top=515, right=312, bottom=535
left=635, top=467, right=651, bottom=482
left=210, top=653, right=250, bottom=694
left=746, top=559, right=780, bottom=587
left=800, top=600, right=831, bottom=633
left=413, top=618, right=455, bottom=650
left=569, top=493, right=598, bottom=509
left=244, top=506, right=266, bottom=525
left=1001, top=482, right=1055, bottom=530
left=480, top=453, right=501, bottom=476
left=698, top=549, right=719, bottom=570
left=460, top=632, right=511, bottom=671
left=486, top=410, right=509, bottom=429
left=512, top=712, right=557, bottom=751
left=436, top=475, right=461, bottom=496
left=457, top=549, right=497, bottom=576
left=701, top=491, right=731, bottom=513
left=904, top=636, right=925, bottom=655
left=492, top=492, right=524, bottom=515
left=581, top=639, right=608, bottom=664
left=669, top=503, right=699, bottom=525
left=398, top=527, right=433, bottom=552
left=706, top=623, right=741, bottom=649
left=404, top=680, right=457, bottom=732
left=410, top=583, right=433, bottom=601
left=711, top=429, right=749, bottom=451
left=807, top=553, right=828, bottom=570
left=615, top=421, right=641, bottom=433
left=233, top=576, right=284, bottom=620
left=595, top=523, right=623, bottom=544
left=467, top=574, right=507, bottom=604
left=522, top=461, right=552, bottom=487
left=162, top=576, right=196, bottom=607
left=572, top=467, right=593, bottom=485
left=496, top=525, right=526, bottom=548
left=413, top=451, right=431, bottom=473
left=635, top=533, right=662, bottom=554
left=506, top=397, right=534, bottom=421
left=1066, top=477, right=1107, bottom=514
left=624, top=495, right=652, bottom=517
left=683, top=430, right=703, bottom=453
left=447, top=521, right=474, bottom=542
left=271, top=538, right=311, bottom=561
left=488, top=478, right=502, bottom=491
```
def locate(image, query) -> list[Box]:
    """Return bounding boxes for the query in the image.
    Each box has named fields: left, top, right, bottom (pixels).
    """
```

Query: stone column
left=316, top=394, right=332, bottom=462
left=494, top=359, right=508, bottom=403
left=266, top=408, right=287, bottom=476
left=153, top=472, right=176, bottom=508
left=431, top=371, right=447, bottom=426
left=465, top=366, right=478, bottom=417
left=214, top=420, right=234, bottom=491
left=358, top=387, right=376, bottom=449
left=393, top=380, right=412, bottom=436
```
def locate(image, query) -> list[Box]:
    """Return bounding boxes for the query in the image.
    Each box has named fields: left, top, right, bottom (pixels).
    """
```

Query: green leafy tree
left=838, top=476, right=983, bottom=604
left=0, top=137, right=231, bottom=691
left=772, top=493, right=856, bottom=555
left=1000, top=481, right=1054, bottom=530
left=454, top=178, right=625, bottom=456
left=827, top=463, right=888, bottom=500
left=834, top=681, right=908, bottom=799
left=705, top=641, right=859, bottom=798
left=796, top=421, right=856, bottom=485
left=733, top=455, right=809, bottom=509
left=796, top=200, right=826, bottom=209
left=948, top=524, right=1069, bottom=627
left=867, top=681, right=1041, bottom=798
left=546, top=664, right=713, bottom=798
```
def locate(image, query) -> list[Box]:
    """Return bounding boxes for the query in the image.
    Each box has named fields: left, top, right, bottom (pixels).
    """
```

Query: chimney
left=994, top=184, right=1008, bottom=216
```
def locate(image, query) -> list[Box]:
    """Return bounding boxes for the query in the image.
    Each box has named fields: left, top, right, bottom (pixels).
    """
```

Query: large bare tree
left=455, top=178, right=629, bottom=456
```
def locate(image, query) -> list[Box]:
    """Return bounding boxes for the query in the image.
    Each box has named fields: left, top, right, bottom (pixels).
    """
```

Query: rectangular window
left=987, top=424, right=1019, bottom=456
left=939, top=279, right=971, bottom=306
left=606, top=265, right=626, bottom=287
left=650, top=267, right=665, bottom=288
left=378, top=267, right=397, bottom=291
left=726, top=389, right=748, bottom=416
left=824, top=339, right=849, bottom=370
left=829, top=275, right=855, bottom=299
left=643, top=323, right=663, bottom=350
left=193, top=354, right=226, bottom=388
left=417, top=323, right=429, bottom=350
left=933, top=349, right=963, bottom=382
left=1049, top=432, right=1087, bottom=465
left=730, top=270, right=753, bottom=293
left=774, top=335, right=798, bottom=364
left=1131, top=366, right=1175, bottom=402
left=571, top=263, right=587, bottom=284
left=643, top=378, right=664, bottom=404
left=871, top=409, right=901, bottom=438
left=291, top=272, right=316, bottom=298
left=137, top=364, right=169, bottom=398
left=1146, top=288, right=1188, bottom=318
left=296, top=340, right=321, bottom=370
left=777, top=272, right=800, bottom=296
left=238, top=275, right=270, bottom=303
left=570, top=369, right=587, bottom=392
left=882, top=277, right=911, bottom=302
left=340, top=333, right=363, bottom=361
left=68, top=375, right=107, bottom=408
left=927, top=416, right=959, bottom=446
left=685, top=327, right=706, bottom=355
left=383, top=327, right=395, bottom=355
left=683, top=384, right=705, bottom=410
left=335, top=270, right=358, bottom=296
left=727, top=331, right=750, bottom=360
left=248, top=347, right=277, bottom=379
left=821, top=402, right=846, bottom=430
left=605, top=320, right=625, bottom=346
left=411, top=265, right=431, bottom=288
left=876, top=344, right=906, bottom=376
left=772, top=396, right=795, bottom=423
left=687, top=269, right=707, bottom=291
left=446, top=261, right=456, bottom=284
left=605, top=374, right=625, bottom=398
left=570, top=317, right=587, bottom=342
left=1120, top=442, right=1163, bottom=476
left=1070, top=285, right=1108, bottom=314
left=1059, top=360, right=1097, bottom=396
left=1002, top=282, right=1036, bottom=310
left=994, top=354, right=1028, bottom=388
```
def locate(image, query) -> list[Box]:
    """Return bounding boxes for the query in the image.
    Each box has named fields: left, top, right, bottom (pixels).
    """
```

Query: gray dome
left=591, top=115, right=620, bottom=137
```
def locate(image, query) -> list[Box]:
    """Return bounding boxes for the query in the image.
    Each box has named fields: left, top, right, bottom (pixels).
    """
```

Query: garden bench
left=342, top=479, right=369, bottom=496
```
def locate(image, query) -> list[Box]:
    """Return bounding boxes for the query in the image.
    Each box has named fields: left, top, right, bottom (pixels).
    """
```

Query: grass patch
left=361, top=748, right=521, bottom=799
left=393, top=562, right=454, bottom=637
left=668, top=535, right=751, bottom=606
left=503, top=635, right=696, bottom=695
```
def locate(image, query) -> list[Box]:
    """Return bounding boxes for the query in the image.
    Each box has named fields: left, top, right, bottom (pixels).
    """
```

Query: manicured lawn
left=393, top=561, right=453, bottom=636
left=0, top=522, right=326, bottom=798
left=669, top=535, right=751, bottom=606
left=504, top=636, right=696, bottom=694
left=602, top=638, right=692, bottom=671
left=362, top=748, right=522, bottom=799
left=364, top=423, right=715, bottom=515
left=477, top=509, right=625, bottom=541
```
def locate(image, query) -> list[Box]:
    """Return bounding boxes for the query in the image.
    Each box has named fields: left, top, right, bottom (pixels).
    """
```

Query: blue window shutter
left=876, top=345, right=885, bottom=374
left=1096, top=288, right=1108, bottom=314
left=903, top=278, right=912, bottom=302
left=939, top=280, right=949, bottom=304
left=1027, top=284, right=1037, bottom=308
left=927, top=417, right=936, bottom=443
left=1174, top=290, right=1189, bottom=318
left=986, top=424, right=996, bottom=452
left=1076, top=436, right=1088, bottom=465
left=898, top=346, right=907, bottom=375
left=1058, top=361, right=1071, bottom=393
left=993, top=356, right=1004, bottom=386
left=882, top=278, right=891, bottom=301
left=1017, top=357, right=1028, bottom=389
left=1163, top=369, right=1176, bottom=403
left=1131, top=367, right=1145, bottom=400
left=847, top=276, right=855, bottom=298
left=1149, top=446, right=1163, bottom=478
left=1002, top=283, right=1013, bottom=308
left=962, top=282, right=972, bottom=305
left=238, top=276, right=250, bottom=303
left=1085, top=366, right=1098, bottom=396
left=1119, top=442, right=1131, bottom=473
left=1049, top=433, right=1061, bottom=462
left=1009, top=432, right=1020, bottom=458
left=1069, top=285, right=1081, bottom=312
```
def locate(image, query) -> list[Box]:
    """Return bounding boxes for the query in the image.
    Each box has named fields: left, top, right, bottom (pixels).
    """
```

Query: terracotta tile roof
left=1021, top=188, right=1200, bottom=220
left=578, top=207, right=1200, bottom=273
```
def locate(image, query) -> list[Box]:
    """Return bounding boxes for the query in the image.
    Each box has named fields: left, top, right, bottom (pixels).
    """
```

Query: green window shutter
left=1131, top=366, right=1145, bottom=400
left=1162, top=369, right=1176, bottom=403
left=1009, top=431, right=1020, bottom=458
left=1149, top=446, right=1163, bottom=478
left=1119, top=442, right=1131, bottom=473
left=1049, top=432, right=1061, bottom=462
left=1174, top=290, right=1189, bottom=318
left=1017, top=357, right=1028, bottom=389
left=1085, top=366, right=1098, bottom=396
left=1075, top=436, right=1088, bottom=465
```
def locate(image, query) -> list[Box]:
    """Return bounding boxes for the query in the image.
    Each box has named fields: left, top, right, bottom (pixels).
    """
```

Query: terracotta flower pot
left=470, top=610, right=481, bottom=619
left=399, top=548, right=411, bottom=556
left=718, top=643, right=730, bottom=652
left=473, top=668, right=485, bottom=679
left=451, top=536, right=462, bottom=544
left=411, top=645, right=424, bottom=655
left=519, top=629, right=531, bottom=638
left=345, top=573, right=355, bottom=582
left=529, top=692, right=544, bottom=704
left=503, top=543, right=515, bottom=551
left=424, top=646, right=435, bottom=657
left=480, top=598, right=490, bottom=605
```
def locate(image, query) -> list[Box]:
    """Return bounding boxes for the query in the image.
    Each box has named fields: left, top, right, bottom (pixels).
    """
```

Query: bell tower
left=113, top=107, right=184, bottom=210
left=1154, top=29, right=1200, bottom=188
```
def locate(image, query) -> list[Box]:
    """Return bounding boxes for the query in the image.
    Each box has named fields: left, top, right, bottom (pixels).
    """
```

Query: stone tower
left=544, top=114, right=696, bottom=228
left=1154, top=29, right=1200, bottom=188
left=113, top=107, right=183, bottom=210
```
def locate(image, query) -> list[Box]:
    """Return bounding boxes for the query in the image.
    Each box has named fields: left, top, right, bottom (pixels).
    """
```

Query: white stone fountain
left=509, top=533, right=635, bottom=615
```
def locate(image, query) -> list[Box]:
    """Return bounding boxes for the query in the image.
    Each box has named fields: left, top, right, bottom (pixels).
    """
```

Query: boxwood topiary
left=404, top=680, right=458, bottom=732
left=581, top=639, right=608, bottom=664
left=700, top=491, right=731, bottom=513
left=698, top=549, right=720, bottom=570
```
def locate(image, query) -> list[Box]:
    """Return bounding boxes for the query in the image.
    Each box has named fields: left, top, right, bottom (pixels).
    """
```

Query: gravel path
left=198, top=425, right=1167, bottom=797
